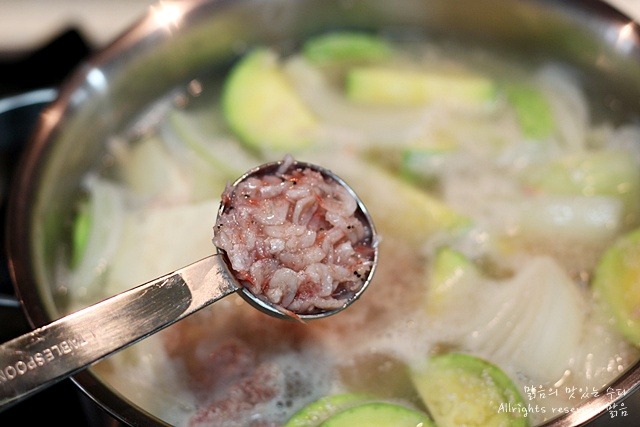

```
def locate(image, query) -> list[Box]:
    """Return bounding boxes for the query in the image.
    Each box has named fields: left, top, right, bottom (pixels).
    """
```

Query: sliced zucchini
left=397, top=127, right=458, bottom=185
left=593, top=227, right=640, bottom=346
left=303, top=31, right=392, bottom=65
left=285, top=393, right=373, bottom=427
left=401, top=146, right=453, bottom=185
left=411, top=353, right=529, bottom=427
left=335, top=160, right=471, bottom=245
left=320, top=402, right=434, bottom=427
left=504, top=83, right=554, bottom=139
left=524, top=150, right=639, bottom=196
left=346, top=67, right=496, bottom=107
left=222, top=48, right=319, bottom=152
left=425, top=247, right=479, bottom=315
left=522, top=150, right=640, bottom=223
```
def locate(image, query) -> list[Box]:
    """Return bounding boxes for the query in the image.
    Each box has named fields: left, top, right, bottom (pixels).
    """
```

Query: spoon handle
left=0, top=254, right=238, bottom=411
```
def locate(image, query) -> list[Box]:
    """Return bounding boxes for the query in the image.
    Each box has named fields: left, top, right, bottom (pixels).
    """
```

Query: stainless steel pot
left=6, top=0, right=640, bottom=425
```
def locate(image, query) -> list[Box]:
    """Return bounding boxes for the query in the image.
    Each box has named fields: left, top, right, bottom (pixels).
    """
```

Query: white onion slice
left=67, top=176, right=126, bottom=302
left=467, top=257, right=587, bottom=382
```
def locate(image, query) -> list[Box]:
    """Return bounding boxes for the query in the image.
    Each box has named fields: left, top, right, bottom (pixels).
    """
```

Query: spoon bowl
left=222, top=158, right=378, bottom=321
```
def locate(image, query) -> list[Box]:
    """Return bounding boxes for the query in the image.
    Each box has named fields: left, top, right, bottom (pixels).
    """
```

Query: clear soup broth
left=59, top=32, right=640, bottom=426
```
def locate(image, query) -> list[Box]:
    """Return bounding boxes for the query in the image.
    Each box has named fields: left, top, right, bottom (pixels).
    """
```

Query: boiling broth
left=60, top=34, right=640, bottom=426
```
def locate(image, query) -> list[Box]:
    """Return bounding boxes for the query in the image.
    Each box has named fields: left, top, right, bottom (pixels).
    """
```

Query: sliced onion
left=536, top=65, right=589, bottom=151
left=163, top=107, right=258, bottom=178
left=515, top=195, right=622, bottom=244
left=104, top=200, right=218, bottom=296
left=111, top=134, right=191, bottom=201
left=429, top=255, right=588, bottom=383
left=467, top=257, right=587, bottom=382
left=67, top=176, right=126, bottom=303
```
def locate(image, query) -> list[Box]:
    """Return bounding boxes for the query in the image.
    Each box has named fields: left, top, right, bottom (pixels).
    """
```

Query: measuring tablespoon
left=0, top=158, right=378, bottom=411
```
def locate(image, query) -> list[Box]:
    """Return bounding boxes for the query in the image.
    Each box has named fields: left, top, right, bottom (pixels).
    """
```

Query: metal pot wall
left=6, top=0, right=640, bottom=425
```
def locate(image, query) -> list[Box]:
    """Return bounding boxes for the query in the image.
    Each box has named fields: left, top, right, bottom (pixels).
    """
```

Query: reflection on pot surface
left=9, top=0, right=640, bottom=426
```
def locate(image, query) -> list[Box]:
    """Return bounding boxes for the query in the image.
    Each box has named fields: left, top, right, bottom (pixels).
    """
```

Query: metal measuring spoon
left=0, top=159, right=378, bottom=411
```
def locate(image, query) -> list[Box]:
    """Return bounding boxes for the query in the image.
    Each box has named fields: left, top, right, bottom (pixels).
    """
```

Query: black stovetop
left=0, top=28, right=119, bottom=426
